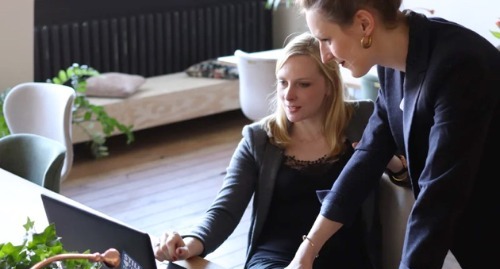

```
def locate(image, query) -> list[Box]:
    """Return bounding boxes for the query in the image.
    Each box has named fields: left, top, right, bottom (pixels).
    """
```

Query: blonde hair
left=262, top=32, right=353, bottom=157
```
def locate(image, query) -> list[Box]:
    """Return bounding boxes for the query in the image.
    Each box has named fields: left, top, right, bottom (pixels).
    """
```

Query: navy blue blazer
left=319, top=11, right=500, bottom=269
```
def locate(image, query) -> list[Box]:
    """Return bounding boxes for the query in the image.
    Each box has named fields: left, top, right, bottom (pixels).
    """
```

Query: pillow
left=185, top=59, right=238, bottom=79
left=85, top=72, right=146, bottom=98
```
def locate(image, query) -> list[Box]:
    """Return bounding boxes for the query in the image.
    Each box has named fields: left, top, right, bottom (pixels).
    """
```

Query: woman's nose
left=319, top=44, right=333, bottom=63
left=284, top=86, right=296, bottom=100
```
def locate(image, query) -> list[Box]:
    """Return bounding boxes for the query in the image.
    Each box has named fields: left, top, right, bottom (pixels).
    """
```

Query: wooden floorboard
left=61, top=110, right=252, bottom=269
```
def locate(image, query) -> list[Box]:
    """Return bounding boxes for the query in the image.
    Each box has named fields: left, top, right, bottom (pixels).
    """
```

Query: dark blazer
left=319, top=11, right=500, bottom=269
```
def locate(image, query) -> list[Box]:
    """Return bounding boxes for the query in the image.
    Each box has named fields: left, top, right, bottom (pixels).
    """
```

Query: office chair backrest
left=352, top=99, right=414, bottom=269
left=3, top=82, right=75, bottom=182
left=0, top=133, right=66, bottom=193
left=234, top=49, right=277, bottom=121
left=379, top=175, right=414, bottom=269
left=345, top=99, right=375, bottom=142
left=344, top=99, right=415, bottom=269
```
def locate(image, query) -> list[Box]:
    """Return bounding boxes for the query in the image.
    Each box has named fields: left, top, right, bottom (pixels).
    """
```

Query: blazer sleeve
left=318, top=93, right=398, bottom=225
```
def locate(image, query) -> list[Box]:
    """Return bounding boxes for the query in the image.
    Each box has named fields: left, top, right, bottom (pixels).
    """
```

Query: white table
left=217, top=49, right=379, bottom=90
left=0, top=168, right=225, bottom=269
left=0, top=168, right=63, bottom=244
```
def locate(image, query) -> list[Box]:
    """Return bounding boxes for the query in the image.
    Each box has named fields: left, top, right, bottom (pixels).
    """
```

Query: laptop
left=41, top=194, right=185, bottom=269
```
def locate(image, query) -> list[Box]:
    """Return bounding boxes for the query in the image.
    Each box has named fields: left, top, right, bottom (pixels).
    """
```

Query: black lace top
left=248, top=141, right=373, bottom=269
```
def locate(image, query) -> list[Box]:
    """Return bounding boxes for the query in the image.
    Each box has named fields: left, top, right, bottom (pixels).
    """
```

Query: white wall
left=273, top=0, right=500, bottom=49
left=402, top=0, right=499, bottom=47
left=0, top=0, right=34, bottom=92
left=272, top=3, right=308, bottom=48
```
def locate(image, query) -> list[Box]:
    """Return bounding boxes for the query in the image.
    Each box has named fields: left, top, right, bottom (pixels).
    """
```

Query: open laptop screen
left=41, top=194, right=185, bottom=269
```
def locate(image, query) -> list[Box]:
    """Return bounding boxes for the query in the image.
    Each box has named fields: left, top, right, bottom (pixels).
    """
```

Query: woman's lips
left=287, top=105, right=300, bottom=113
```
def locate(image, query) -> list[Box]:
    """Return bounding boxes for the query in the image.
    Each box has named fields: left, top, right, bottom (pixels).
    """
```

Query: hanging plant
left=0, top=63, right=135, bottom=159
left=47, top=63, right=135, bottom=158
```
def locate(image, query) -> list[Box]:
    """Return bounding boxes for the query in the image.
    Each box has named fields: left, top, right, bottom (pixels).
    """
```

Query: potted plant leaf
left=0, top=218, right=100, bottom=269
left=0, top=63, right=134, bottom=158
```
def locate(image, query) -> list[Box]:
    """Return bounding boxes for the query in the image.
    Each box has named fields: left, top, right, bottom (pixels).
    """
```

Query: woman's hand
left=284, top=238, right=317, bottom=269
left=285, top=253, right=315, bottom=269
left=154, top=231, right=194, bottom=262
left=285, top=259, right=313, bottom=269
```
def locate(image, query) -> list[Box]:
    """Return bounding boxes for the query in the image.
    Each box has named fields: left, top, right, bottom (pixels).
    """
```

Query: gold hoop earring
left=361, top=35, right=372, bottom=49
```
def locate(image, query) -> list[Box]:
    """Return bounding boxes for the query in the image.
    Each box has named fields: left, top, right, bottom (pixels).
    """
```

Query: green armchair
left=0, top=133, right=66, bottom=193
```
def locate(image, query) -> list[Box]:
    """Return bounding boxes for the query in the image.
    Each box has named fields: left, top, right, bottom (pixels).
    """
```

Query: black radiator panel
left=34, top=0, right=272, bottom=82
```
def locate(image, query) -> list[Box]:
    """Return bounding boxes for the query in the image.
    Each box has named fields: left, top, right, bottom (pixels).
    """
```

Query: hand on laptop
left=154, top=231, right=204, bottom=262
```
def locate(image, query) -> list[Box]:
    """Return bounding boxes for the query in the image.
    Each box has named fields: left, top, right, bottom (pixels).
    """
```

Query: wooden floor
left=61, top=110, right=253, bottom=269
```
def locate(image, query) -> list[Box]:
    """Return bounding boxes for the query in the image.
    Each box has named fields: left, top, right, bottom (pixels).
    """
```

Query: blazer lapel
left=401, top=11, right=431, bottom=195
left=251, top=140, right=282, bottom=247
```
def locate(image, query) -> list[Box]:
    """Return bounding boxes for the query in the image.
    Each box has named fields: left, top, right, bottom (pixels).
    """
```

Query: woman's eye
left=321, top=39, right=331, bottom=45
left=278, top=80, right=288, bottom=88
left=298, top=82, right=311, bottom=88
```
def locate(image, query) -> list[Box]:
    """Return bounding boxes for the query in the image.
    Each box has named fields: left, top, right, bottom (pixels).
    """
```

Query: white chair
left=234, top=49, right=277, bottom=121
left=3, top=82, right=76, bottom=182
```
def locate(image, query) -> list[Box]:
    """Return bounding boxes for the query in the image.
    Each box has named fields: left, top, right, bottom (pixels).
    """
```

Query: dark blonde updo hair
left=263, top=32, right=352, bottom=157
left=295, top=0, right=402, bottom=27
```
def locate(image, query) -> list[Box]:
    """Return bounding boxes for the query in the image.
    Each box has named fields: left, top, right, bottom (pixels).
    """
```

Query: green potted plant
left=0, top=218, right=100, bottom=268
left=0, top=63, right=134, bottom=158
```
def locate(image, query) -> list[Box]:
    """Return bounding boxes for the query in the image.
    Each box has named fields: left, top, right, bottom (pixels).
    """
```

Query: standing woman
left=287, top=0, right=500, bottom=269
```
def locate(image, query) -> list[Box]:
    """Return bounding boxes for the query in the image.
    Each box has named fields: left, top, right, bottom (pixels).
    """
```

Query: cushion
left=185, top=59, right=238, bottom=79
left=85, top=72, right=146, bottom=98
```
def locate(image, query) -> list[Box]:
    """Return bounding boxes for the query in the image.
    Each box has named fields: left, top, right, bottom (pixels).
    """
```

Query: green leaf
left=0, top=89, right=10, bottom=138
left=52, top=77, right=62, bottom=85
left=490, top=30, right=500, bottom=39
left=83, top=111, right=93, bottom=121
left=22, top=217, right=35, bottom=232
left=0, top=218, right=97, bottom=268
left=66, top=66, right=75, bottom=78
left=58, top=70, right=68, bottom=83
